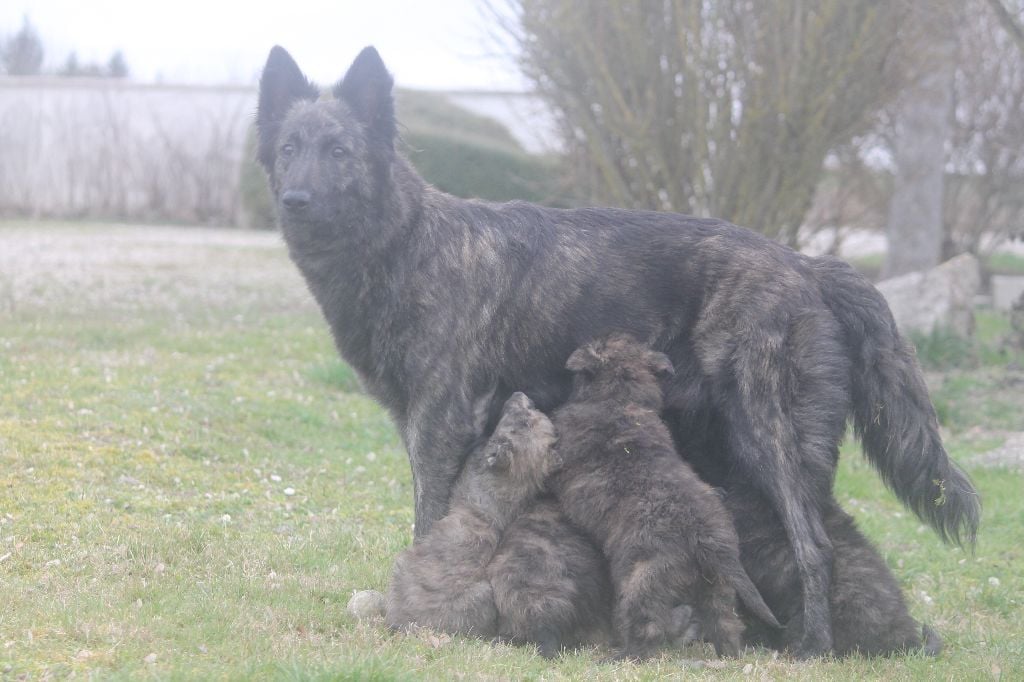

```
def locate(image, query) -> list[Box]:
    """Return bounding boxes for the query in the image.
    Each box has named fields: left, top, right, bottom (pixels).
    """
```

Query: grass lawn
left=1, top=221, right=1021, bottom=680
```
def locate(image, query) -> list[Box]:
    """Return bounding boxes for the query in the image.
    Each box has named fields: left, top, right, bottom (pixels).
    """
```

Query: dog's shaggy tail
left=810, top=256, right=980, bottom=547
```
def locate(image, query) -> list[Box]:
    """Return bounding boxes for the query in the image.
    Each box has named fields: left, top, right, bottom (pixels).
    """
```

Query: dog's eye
left=280, top=143, right=295, bottom=157
left=331, top=146, right=346, bottom=159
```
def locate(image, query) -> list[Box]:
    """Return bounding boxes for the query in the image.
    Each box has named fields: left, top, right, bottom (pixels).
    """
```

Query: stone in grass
left=875, top=253, right=980, bottom=337
left=347, top=589, right=386, bottom=620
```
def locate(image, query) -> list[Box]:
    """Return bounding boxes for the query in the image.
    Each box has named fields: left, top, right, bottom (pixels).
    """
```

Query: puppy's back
left=488, top=497, right=612, bottom=655
left=386, top=506, right=500, bottom=637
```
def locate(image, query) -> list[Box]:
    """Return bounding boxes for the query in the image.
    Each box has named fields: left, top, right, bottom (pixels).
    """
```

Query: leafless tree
left=498, top=0, right=908, bottom=245
left=985, top=0, right=1024, bottom=54
left=882, top=2, right=960, bottom=279
left=1, top=15, right=44, bottom=76
left=944, top=0, right=1024, bottom=255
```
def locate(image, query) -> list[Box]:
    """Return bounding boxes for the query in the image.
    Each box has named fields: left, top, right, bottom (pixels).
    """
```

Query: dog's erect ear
left=334, top=46, right=396, bottom=143
left=257, top=46, right=319, bottom=171
left=647, top=350, right=675, bottom=379
left=566, top=344, right=600, bottom=373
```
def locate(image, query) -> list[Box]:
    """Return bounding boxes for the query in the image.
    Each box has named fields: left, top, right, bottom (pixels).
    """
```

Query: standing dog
left=549, top=334, right=779, bottom=658
left=257, top=45, right=979, bottom=656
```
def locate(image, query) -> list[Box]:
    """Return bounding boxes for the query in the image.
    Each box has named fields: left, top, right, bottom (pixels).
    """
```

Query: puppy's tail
left=724, top=559, right=780, bottom=629
left=809, top=256, right=980, bottom=547
left=922, top=623, right=944, bottom=657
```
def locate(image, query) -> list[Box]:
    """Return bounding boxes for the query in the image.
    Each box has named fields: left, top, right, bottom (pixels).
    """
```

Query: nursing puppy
left=549, top=334, right=779, bottom=659
left=385, top=392, right=552, bottom=638
left=487, top=496, right=613, bottom=657
left=724, top=487, right=943, bottom=657
left=387, top=392, right=610, bottom=656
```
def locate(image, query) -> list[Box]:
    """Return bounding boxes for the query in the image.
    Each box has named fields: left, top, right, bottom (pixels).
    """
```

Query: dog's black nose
left=282, top=190, right=311, bottom=211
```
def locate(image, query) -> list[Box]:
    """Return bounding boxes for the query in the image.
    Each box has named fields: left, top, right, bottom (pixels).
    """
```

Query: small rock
left=347, top=590, right=386, bottom=620
left=742, top=662, right=754, bottom=674
left=424, top=632, right=451, bottom=649
left=989, top=576, right=1001, bottom=587
left=143, top=652, right=158, bottom=664
left=283, top=487, right=295, bottom=496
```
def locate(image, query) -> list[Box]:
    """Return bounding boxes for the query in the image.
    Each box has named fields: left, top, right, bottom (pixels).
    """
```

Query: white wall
left=0, top=77, right=256, bottom=225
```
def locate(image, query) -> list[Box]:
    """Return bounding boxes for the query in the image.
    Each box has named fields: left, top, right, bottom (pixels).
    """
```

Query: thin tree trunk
left=883, top=10, right=957, bottom=279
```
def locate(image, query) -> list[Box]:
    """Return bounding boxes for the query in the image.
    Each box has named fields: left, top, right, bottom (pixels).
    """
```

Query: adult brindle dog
left=256, top=45, right=979, bottom=657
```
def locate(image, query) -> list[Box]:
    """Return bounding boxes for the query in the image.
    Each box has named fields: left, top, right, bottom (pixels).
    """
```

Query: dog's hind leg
left=722, top=428, right=834, bottom=656
left=713, top=332, right=845, bottom=656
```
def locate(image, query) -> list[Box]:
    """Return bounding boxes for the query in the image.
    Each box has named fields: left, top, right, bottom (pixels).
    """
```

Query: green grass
left=847, top=250, right=1024, bottom=282
left=1, top=222, right=1022, bottom=679
left=986, top=251, right=1024, bottom=276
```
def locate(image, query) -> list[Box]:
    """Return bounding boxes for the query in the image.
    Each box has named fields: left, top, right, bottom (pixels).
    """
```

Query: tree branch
left=985, top=0, right=1024, bottom=54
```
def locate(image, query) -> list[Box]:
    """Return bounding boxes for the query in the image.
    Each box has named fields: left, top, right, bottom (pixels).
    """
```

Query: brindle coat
left=548, top=335, right=779, bottom=659
left=257, top=45, right=979, bottom=657
left=386, top=393, right=610, bottom=657
left=723, top=486, right=943, bottom=657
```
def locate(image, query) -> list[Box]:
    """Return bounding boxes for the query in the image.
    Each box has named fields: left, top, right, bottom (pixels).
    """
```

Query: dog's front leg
left=403, top=384, right=497, bottom=538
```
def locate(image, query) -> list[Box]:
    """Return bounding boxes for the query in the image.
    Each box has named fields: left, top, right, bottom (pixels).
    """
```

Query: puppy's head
left=478, top=392, right=557, bottom=495
left=565, top=333, right=674, bottom=408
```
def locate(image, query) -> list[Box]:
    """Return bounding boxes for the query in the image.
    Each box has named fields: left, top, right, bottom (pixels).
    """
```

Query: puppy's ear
left=566, top=344, right=600, bottom=373
left=334, top=46, right=396, bottom=144
left=257, top=46, right=319, bottom=171
left=647, top=350, right=675, bottom=378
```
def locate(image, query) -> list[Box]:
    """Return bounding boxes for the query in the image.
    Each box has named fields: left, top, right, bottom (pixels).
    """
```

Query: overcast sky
left=1, top=0, right=525, bottom=90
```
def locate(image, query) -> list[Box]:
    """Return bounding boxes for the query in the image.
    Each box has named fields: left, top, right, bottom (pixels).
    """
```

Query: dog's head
left=565, top=333, right=674, bottom=408
left=256, top=46, right=399, bottom=249
left=475, top=392, right=557, bottom=496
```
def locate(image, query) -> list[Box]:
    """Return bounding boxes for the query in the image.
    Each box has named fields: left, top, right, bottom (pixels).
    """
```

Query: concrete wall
left=0, top=78, right=556, bottom=226
left=0, top=77, right=256, bottom=225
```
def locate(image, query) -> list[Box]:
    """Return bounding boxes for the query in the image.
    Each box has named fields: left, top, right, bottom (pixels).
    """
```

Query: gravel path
left=973, top=432, right=1024, bottom=471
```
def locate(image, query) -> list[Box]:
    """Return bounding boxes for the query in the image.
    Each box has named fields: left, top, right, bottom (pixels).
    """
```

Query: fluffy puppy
left=549, top=334, right=779, bottom=659
left=724, top=486, right=943, bottom=657
left=385, top=392, right=554, bottom=638
left=387, top=392, right=611, bottom=657
left=487, top=495, right=613, bottom=657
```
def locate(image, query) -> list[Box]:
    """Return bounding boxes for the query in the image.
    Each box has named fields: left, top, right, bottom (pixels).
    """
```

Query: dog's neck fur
left=284, top=153, right=433, bottom=414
